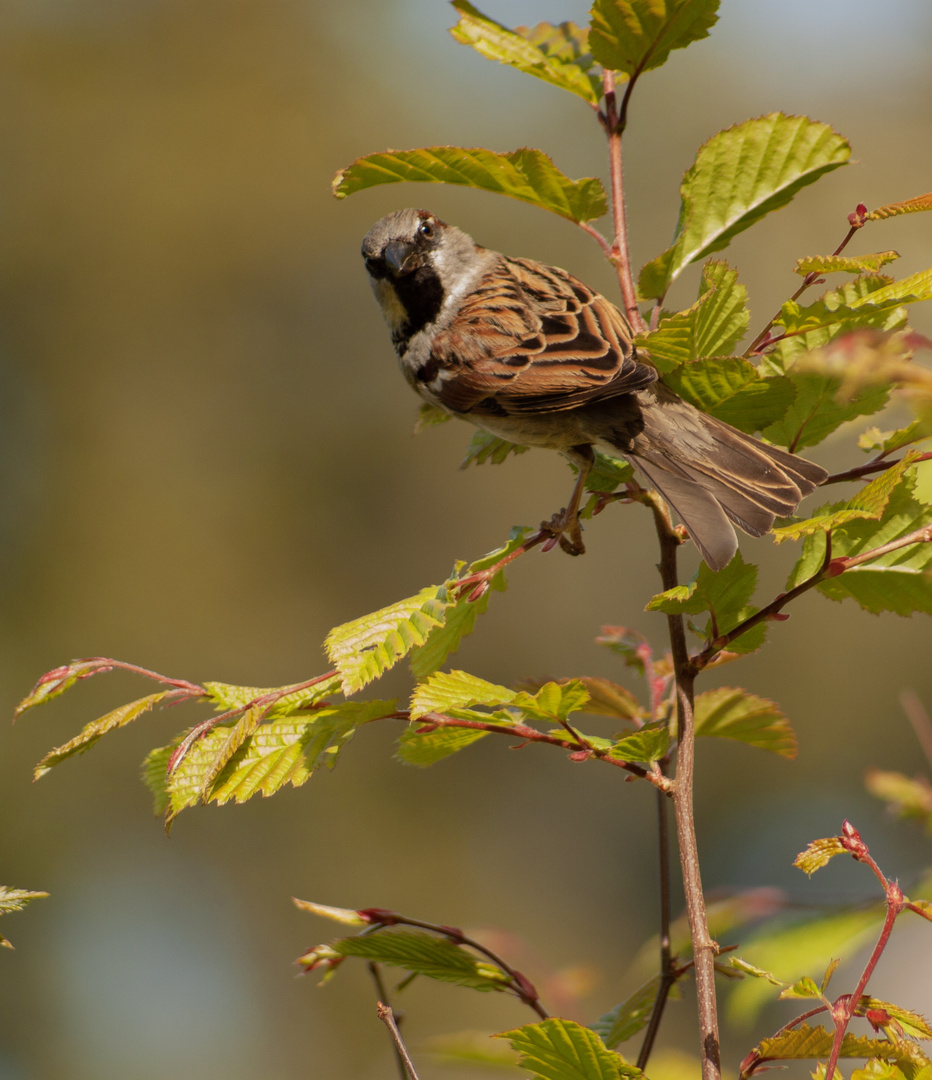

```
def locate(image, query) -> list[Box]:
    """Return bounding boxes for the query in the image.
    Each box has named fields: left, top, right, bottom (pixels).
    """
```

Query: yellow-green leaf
left=694, top=687, right=796, bottom=758
left=496, top=1017, right=640, bottom=1080
left=867, top=193, right=932, bottom=221
left=589, top=0, right=719, bottom=78
left=34, top=691, right=171, bottom=779
left=333, top=146, right=607, bottom=224
left=450, top=3, right=601, bottom=104
left=640, top=115, right=850, bottom=300
left=795, top=252, right=900, bottom=276
left=795, top=836, right=848, bottom=875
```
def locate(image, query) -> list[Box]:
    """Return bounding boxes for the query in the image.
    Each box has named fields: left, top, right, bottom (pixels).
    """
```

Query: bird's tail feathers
left=624, top=407, right=827, bottom=570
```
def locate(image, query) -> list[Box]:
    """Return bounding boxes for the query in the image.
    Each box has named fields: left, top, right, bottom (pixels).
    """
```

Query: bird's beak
left=383, top=239, right=418, bottom=276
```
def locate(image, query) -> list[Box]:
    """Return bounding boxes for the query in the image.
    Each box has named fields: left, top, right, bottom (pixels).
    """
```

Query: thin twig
left=636, top=785, right=677, bottom=1070
left=398, top=711, right=665, bottom=787
left=691, top=536, right=835, bottom=671
left=579, top=220, right=615, bottom=260
left=745, top=212, right=864, bottom=356
left=692, top=522, right=932, bottom=668
left=369, top=964, right=408, bottom=1080
left=377, top=1002, right=421, bottom=1080
left=648, top=494, right=721, bottom=1080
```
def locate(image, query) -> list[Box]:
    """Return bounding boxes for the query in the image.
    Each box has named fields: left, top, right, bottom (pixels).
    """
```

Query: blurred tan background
left=1, top=1, right=931, bottom=1077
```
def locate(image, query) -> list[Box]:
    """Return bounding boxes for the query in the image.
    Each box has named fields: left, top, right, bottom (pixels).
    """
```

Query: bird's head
left=361, top=209, right=484, bottom=342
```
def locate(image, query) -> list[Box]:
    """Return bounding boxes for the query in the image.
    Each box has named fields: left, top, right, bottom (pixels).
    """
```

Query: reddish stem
left=602, top=70, right=646, bottom=333
left=823, top=826, right=905, bottom=1080
left=746, top=211, right=865, bottom=357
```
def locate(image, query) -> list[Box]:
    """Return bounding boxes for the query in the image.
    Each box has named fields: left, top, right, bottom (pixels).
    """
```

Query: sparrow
left=361, top=208, right=826, bottom=570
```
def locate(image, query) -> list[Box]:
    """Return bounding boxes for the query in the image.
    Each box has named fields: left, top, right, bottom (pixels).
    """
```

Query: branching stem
left=745, top=213, right=863, bottom=356
left=648, top=494, right=721, bottom=1080
left=393, top=711, right=666, bottom=788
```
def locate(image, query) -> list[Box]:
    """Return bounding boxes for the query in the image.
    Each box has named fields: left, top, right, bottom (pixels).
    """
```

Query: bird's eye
left=417, top=220, right=434, bottom=239
left=364, top=255, right=379, bottom=271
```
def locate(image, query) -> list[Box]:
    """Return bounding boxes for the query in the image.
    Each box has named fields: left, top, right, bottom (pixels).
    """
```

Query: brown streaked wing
left=431, top=255, right=656, bottom=415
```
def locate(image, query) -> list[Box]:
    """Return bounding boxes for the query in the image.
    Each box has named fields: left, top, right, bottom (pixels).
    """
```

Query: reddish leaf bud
left=357, top=907, right=399, bottom=925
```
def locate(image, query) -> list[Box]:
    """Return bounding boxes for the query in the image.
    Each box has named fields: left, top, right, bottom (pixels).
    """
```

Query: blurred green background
left=1, top=1, right=931, bottom=1077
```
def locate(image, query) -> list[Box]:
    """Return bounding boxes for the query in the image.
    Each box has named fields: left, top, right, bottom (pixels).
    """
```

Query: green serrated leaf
left=850, top=1061, right=909, bottom=1080
left=757, top=1024, right=911, bottom=1064
left=867, top=192, right=932, bottom=221
left=397, top=717, right=498, bottom=765
left=334, top=930, right=510, bottom=992
left=640, top=114, right=850, bottom=300
left=34, top=691, right=171, bottom=780
left=646, top=552, right=762, bottom=652
left=694, top=687, right=796, bottom=758
left=779, top=975, right=823, bottom=1000
left=0, top=887, right=50, bottom=916
left=450, top=3, right=601, bottom=104
left=496, top=1017, right=640, bottom=1080
left=635, top=260, right=749, bottom=372
left=795, top=836, right=848, bottom=875
left=796, top=252, right=900, bottom=276
left=662, top=358, right=794, bottom=434
left=728, top=957, right=784, bottom=984
left=166, top=700, right=395, bottom=817
left=409, top=670, right=517, bottom=717
left=512, top=680, right=590, bottom=722
left=764, top=371, right=890, bottom=450
left=326, top=587, right=446, bottom=695
left=589, top=0, right=719, bottom=78
left=141, top=742, right=175, bottom=817
left=761, top=274, right=910, bottom=377
left=191, top=705, right=265, bottom=803
left=516, top=676, right=645, bottom=722
left=202, top=677, right=341, bottom=714
left=858, top=420, right=932, bottom=456
left=461, top=428, right=531, bottom=467
left=592, top=977, right=661, bottom=1048
left=0, top=886, right=49, bottom=948
left=333, top=146, right=608, bottom=224
left=610, top=723, right=670, bottom=763
left=846, top=267, right=932, bottom=311
left=773, top=454, right=920, bottom=543
left=787, top=473, right=932, bottom=615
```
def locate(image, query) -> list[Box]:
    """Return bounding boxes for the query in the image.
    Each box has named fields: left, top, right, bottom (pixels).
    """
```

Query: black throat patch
left=391, top=263, right=445, bottom=350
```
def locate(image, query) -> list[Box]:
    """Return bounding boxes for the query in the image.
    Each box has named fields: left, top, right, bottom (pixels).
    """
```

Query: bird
left=361, top=207, right=826, bottom=570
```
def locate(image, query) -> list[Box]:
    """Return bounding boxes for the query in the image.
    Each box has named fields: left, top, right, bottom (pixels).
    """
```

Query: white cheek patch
left=370, top=278, right=408, bottom=333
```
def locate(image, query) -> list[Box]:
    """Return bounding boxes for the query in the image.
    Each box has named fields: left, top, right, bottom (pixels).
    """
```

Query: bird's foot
left=541, top=509, right=585, bottom=556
